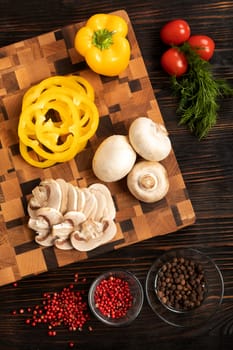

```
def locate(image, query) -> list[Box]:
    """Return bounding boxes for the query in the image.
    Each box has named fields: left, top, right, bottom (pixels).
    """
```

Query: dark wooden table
left=0, top=1, right=233, bottom=349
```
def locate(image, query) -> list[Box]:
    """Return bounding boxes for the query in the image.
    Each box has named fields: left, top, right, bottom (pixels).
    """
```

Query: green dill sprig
left=171, top=43, right=233, bottom=139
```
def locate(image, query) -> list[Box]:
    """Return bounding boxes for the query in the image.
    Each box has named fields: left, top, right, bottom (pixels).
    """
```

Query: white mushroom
left=38, top=179, right=63, bottom=210
left=70, top=218, right=117, bottom=251
left=89, top=183, right=116, bottom=220
left=52, top=211, right=86, bottom=238
left=92, top=135, right=137, bottom=182
left=28, top=178, right=117, bottom=252
left=36, top=207, right=64, bottom=226
left=88, top=188, right=106, bottom=222
left=81, top=188, right=98, bottom=219
left=76, top=187, right=86, bottom=212
left=128, top=117, right=172, bottom=161
left=56, top=178, right=69, bottom=214
left=35, top=233, right=55, bottom=247
left=54, top=238, right=73, bottom=250
left=66, top=183, right=79, bottom=212
left=127, top=160, right=169, bottom=203
left=28, top=216, right=50, bottom=237
left=27, top=178, right=62, bottom=218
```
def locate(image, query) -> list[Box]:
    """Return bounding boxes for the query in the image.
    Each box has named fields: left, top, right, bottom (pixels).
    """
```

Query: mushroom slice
left=28, top=217, right=50, bottom=237
left=64, top=210, right=86, bottom=227
left=82, top=188, right=98, bottom=219
left=89, top=183, right=116, bottom=220
left=76, top=187, right=86, bottom=212
left=89, top=188, right=106, bottom=222
left=52, top=211, right=86, bottom=238
left=39, top=178, right=62, bottom=211
left=35, top=233, right=55, bottom=247
left=66, top=183, right=79, bottom=212
left=54, top=238, right=73, bottom=250
left=52, top=221, right=74, bottom=238
left=70, top=218, right=117, bottom=251
left=27, top=185, right=48, bottom=218
left=36, top=207, right=63, bottom=226
left=127, top=160, right=169, bottom=203
left=56, top=178, right=69, bottom=214
left=129, top=117, right=172, bottom=161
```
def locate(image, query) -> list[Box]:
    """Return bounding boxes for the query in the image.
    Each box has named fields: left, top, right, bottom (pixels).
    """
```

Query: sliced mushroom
left=27, top=185, right=48, bottom=218
left=28, top=178, right=63, bottom=218
left=88, top=187, right=106, bottom=222
left=56, top=178, right=69, bottom=214
left=52, top=221, right=74, bottom=238
left=66, top=183, right=79, bottom=211
left=35, top=233, right=55, bottom=247
left=54, top=238, right=73, bottom=250
left=127, top=160, right=169, bottom=203
left=76, top=187, right=86, bottom=212
left=89, top=183, right=116, bottom=220
left=28, top=178, right=117, bottom=252
left=36, top=207, right=63, bottom=226
left=92, top=135, right=137, bottom=182
left=81, top=188, right=98, bottom=219
left=52, top=211, right=86, bottom=238
left=70, top=218, right=117, bottom=251
left=129, top=117, right=172, bottom=161
left=39, top=178, right=63, bottom=211
left=64, top=211, right=86, bottom=227
left=30, top=185, right=48, bottom=208
left=28, top=217, right=50, bottom=237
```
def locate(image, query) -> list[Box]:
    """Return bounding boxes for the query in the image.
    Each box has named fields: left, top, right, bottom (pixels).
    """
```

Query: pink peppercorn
left=94, top=276, right=133, bottom=319
left=11, top=282, right=90, bottom=337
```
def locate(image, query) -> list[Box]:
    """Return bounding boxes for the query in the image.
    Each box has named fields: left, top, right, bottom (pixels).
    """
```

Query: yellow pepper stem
left=92, top=29, right=114, bottom=50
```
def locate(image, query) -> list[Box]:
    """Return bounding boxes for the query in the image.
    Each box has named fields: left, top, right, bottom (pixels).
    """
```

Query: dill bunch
left=171, top=43, right=233, bottom=139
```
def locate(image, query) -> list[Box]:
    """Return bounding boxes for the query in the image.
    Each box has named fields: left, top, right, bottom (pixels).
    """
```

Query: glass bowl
left=145, top=248, right=224, bottom=328
left=88, top=269, right=144, bottom=326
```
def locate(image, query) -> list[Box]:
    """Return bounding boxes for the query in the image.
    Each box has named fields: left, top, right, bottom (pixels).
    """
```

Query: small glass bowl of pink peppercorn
left=88, top=269, right=144, bottom=326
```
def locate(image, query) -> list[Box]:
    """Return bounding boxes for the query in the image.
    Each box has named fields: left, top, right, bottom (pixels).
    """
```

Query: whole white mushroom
left=127, top=160, right=169, bottom=203
left=92, top=135, right=137, bottom=182
left=129, top=117, right=172, bottom=161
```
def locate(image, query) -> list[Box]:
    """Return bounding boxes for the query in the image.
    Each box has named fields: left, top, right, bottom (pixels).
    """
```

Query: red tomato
left=160, top=19, right=191, bottom=45
left=188, top=35, right=215, bottom=61
left=161, top=48, right=188, bottom=77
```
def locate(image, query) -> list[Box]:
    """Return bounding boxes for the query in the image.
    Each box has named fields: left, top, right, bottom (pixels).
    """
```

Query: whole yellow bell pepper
left=74, top=13, right=131, bottom=76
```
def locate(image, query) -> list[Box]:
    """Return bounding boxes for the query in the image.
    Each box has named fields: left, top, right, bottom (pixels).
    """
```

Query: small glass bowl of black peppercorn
left=88, top=269, right=144, bottom=326
left=145, top=248, right=224, bottom=328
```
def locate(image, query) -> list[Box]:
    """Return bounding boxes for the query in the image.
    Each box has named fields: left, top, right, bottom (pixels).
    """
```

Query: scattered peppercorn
left=94, top=276, right=133, bottom=319
left=11, top=273, right=92, bottom=348
left=155, top=257, right=206, bottom=311
left=22, top=284, right=90, bottom=331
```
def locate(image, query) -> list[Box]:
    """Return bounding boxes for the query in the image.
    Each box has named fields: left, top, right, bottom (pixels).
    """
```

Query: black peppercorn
left=155, top=256, right=206, bottom=311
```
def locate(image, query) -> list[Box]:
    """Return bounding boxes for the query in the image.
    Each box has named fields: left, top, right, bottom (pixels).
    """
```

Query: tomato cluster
left=160, top=19, right=215, bottom=77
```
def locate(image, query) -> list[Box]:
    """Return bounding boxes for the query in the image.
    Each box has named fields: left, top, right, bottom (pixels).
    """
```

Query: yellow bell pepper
left=74, top=13, right=131, bottom=76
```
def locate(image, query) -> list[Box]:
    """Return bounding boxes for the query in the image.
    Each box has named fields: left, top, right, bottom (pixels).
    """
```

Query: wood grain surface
left=0, top=1, right=233, bottom=350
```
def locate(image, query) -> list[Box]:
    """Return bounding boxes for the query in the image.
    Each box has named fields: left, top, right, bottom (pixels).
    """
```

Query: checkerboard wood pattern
left=0, top=10, right=195, bottom=286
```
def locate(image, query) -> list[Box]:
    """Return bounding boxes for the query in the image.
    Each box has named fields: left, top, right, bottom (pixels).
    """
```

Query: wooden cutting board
left=0, top=10, right=195, bottom=286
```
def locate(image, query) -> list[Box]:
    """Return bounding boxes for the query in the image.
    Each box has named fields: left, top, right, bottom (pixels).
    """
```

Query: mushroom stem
left=139, top=173, right=157, bottom=190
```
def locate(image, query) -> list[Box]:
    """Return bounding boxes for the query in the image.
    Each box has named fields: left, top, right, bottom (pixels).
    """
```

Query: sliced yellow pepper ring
left=18, top=75, right=99, bottom=168
left=22, top=75, right=93, bottom=108
left=19, top=141, right=56, bottom=168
